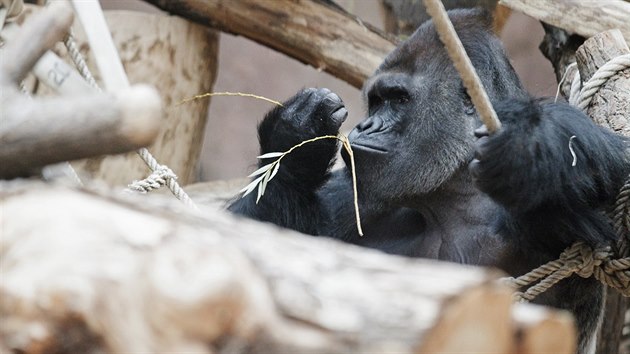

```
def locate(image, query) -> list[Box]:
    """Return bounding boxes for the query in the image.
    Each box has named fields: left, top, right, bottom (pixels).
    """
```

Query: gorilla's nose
left=474, top=125, right=489, bottom=138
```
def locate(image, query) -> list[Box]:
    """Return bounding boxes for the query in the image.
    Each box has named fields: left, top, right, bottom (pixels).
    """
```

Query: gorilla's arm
left=470, top=99, right=630, bottom=250
left=228, top=88, right=347, bottom=235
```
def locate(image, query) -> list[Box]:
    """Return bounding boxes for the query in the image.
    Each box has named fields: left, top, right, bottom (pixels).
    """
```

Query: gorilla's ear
left=448, top=8, right=494, bottom=33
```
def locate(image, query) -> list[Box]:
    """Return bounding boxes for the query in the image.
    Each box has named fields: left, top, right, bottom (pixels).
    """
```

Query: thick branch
left=0, top=183, right=576, bottom=353
left=0, top=86, right=161, bottom=179
left=141, top=0, right=396, bottom=89
left=0, top=4, right=162, bottom=179
left=0, top=1, right=74, bottom=85
left=500, top=0, right=630, bottom=43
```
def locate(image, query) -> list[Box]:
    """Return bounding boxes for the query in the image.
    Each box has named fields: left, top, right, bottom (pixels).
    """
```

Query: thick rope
left=613, top=176, right=630, bottom=256
left=420, top=0, right=630, bottom=298
left=503, top=53, right=630, bottom=299
left=575, top=54, right=630, bottom=111
left=64, top=30, right=99, bottom=89
left=63, top=33, right=197, bottom=209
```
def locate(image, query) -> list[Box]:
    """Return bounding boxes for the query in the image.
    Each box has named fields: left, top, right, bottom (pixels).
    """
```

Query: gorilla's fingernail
left=474, top=125, right=489, bottom=138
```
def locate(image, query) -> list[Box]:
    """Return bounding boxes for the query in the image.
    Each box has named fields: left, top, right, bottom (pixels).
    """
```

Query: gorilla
left=229, top=9, right=629, bottom=353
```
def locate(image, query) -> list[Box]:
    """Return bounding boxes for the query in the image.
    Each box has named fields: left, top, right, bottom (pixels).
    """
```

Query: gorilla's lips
left=347, top=128, right=389, bottom=154
left=349, top=139, right=389, bottom=154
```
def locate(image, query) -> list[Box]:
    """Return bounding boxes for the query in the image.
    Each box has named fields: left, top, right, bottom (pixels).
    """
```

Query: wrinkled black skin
left=229, top=9, right=630, bottom=352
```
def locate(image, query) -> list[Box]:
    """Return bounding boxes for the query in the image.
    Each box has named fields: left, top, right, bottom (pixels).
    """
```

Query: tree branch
left=141, top=0, right=396, bottom=89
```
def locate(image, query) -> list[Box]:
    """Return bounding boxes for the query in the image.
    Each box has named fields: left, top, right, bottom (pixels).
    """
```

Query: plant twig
left=242, top=134, right=364, bottom=236
left=177, top=92, right=284, bottom=107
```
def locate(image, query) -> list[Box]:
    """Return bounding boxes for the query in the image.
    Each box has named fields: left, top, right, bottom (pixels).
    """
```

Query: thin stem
left=258, top=134, right=364, bottom=236
left=177, top=92, right=284, bottom=107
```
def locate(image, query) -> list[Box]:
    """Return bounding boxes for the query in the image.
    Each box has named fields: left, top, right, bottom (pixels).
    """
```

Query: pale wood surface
left=0, top=1, right=73, bottom=84
left=574, top=29, right=630, bottom=354
left=143, top=0, right=396, bottom=89
left=0, top=182, right=576, bottom=353
left=63, top=10, right=218, bottom=186
left=576, top=29, right=630, bottom=136
left=0, top=86, right=161, bottom=179
left=500, top=0, right=630, bottom=43
left=0, top=4, right=161, bottom=179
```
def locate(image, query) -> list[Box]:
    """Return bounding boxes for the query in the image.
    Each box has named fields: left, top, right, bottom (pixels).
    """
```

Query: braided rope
left=576, top=54, right=630, bottom=111
left=63, top=33, right=197, bottom=209
left=613, top=176, right=630, bottom=256
left=503, top=52, right=630, bottom=299
left=64, top=31, right=100, bottom=90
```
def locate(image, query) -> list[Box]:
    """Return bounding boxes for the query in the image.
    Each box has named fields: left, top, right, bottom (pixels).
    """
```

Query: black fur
left=229, top=9, right=630, bottom=353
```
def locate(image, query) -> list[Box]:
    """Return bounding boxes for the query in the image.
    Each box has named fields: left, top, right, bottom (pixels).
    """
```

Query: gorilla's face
left=344, top=9, right=526, bottom=206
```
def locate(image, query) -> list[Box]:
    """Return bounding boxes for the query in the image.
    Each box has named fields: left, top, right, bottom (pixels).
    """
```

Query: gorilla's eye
left=396, top=95, right=410, bottom=105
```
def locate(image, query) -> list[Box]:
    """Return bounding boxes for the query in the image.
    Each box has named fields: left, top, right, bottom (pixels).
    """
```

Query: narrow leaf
left=269, top=162, right=280, bottom=181
left=248, top=163, right=274, bottom=177
left=256, top=180, right=264, bottom=203
left=257, top=152, right=283, bottom=159
left=240, top=175, right=265, bottom=197
left=260, top=169, right=272, bottom=196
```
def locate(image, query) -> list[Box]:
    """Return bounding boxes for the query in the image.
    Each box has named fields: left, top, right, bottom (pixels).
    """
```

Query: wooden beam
left=500, top=0, right=630, bottom=43
left=142, top=0, right=396, bottom=89
left=0, top=182, right=577, bottom=353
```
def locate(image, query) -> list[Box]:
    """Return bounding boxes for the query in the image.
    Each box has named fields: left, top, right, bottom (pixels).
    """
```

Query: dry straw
left=180, top=91, right=364, bottom=236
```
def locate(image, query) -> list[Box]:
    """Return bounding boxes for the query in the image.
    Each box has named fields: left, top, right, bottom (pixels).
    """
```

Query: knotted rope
left=63, top=32, right=198, bottom=210
left=503, top=55, right=630, bottom=299
left=422, top=0, right=629, bottom=299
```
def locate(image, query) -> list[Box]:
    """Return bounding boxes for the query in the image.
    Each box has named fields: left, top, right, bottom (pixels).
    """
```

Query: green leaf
left=248, top=163, right=274, bottom=177
left=257, top=152, right=283, bottom=159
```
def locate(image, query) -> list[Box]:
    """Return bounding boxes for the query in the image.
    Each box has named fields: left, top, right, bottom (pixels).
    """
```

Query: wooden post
left=574, top=29, right=630, bottom=354
left=50, top=10, right=218, bottom=186
left=0, top=3, right=161, bottom=179
left=575, top=29, right=630, bottom=136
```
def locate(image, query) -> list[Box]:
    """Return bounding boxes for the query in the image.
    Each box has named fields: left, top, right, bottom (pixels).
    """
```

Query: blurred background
left=101, top=0, right=557, bottom=183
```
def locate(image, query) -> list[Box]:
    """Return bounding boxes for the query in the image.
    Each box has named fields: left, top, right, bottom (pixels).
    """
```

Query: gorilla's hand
left=257, top=88, right=348, bottom=182
left=469, top=98, right=629, bottom=213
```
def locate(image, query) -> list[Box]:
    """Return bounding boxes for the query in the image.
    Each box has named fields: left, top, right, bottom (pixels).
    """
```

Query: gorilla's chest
left=353, top=207, right=497, bottom=264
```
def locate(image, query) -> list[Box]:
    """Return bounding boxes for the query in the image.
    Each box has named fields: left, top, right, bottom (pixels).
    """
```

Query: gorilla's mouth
left=350, top=142, right=389, bottom=154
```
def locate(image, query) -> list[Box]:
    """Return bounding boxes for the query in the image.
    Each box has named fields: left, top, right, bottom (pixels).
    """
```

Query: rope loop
left=571, top=54, right=630, bottom=111
left=127, top=165, right=177, bottom=193
left=503, top=174, right=630, bottom=300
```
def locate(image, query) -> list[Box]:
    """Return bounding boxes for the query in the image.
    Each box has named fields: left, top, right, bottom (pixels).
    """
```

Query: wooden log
left=56, top=10, right=218, bottom=186
left=142, top=0, right=396, bottom=89
left=573, top=29, right=630, bottom=354
left=0, top=85, right=161, bottom=179
left=0, top=1, right=73, bottom=85
left=499, top=0, right=630, bottom=44
left=380, top=0, right=511, bottom=36
left=0, top=182, right=576, bottom=353
left=575, top=29, right=630, bottom=136
left=512, top=303, right=576, bottom=354
left=0, top=3, right=161, bottom=179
